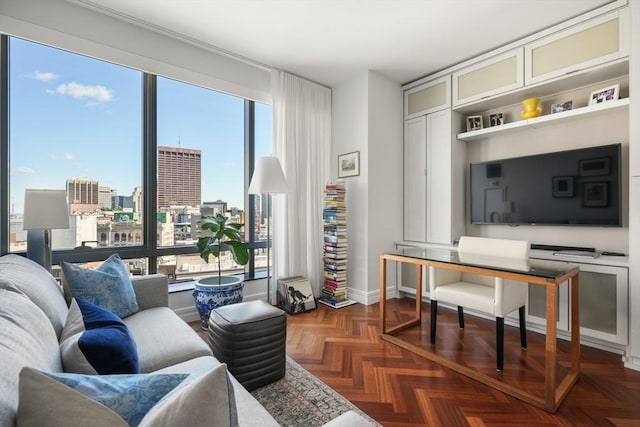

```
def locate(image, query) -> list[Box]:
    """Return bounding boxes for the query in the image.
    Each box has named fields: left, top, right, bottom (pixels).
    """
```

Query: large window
left=8, top=37, right=142, bottom=252
left=1, top=36, right=272, bottom=282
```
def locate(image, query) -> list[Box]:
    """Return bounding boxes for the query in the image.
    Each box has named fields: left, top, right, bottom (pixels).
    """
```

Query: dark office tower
left=67, top=178, right=99, bottom=213
left=157, top=146, right=202, bottom=209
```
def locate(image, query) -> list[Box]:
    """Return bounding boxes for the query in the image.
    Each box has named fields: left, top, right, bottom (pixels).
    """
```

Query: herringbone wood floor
left=285, top=298, right=640, bottom=427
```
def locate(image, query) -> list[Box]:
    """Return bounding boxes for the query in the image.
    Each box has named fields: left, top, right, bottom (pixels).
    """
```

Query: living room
left=1, top=0, right=640, bottom=426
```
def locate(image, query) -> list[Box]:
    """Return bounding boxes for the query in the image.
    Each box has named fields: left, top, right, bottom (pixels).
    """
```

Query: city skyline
left=9, top=36, right=272, bottom=215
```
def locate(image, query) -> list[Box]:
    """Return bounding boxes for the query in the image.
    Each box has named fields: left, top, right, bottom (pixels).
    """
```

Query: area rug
left=251, top=356, right=379, bottom=426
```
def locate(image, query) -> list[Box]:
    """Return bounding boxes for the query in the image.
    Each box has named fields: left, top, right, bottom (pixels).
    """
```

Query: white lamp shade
left=23, top=189, right=70, bottom=230
left=248, top=156, right=288, bottom=194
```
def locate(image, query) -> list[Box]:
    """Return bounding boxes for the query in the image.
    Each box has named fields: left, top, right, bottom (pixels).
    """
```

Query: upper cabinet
left=404, top=75, right=450, bottom=120
left=525, top=9, right=629, bottom=86
left=452, top=49, right=524, bottom=107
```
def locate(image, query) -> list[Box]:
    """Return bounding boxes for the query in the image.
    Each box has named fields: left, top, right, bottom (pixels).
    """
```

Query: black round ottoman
left=208, top=300, right=286, bottom=390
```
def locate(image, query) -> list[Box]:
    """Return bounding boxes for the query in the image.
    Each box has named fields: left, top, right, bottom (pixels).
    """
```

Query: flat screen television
left=469, top=143, right=622, bottom=226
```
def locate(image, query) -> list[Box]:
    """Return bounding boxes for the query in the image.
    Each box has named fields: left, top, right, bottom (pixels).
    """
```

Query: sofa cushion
left=0, top=254, right=68, bottom=338
left=124, top=307, right=212, bottom=372
left=17, top=365, right=238, bottom=427
left=154, top=356, right=279, bottom=427
left=60, top=298, right=140, bottom=375
left=0, top=288, right=62, bottom=427
left=17, top=368, right=188, bottom=427
left=62, top=254, right=139, bottom=318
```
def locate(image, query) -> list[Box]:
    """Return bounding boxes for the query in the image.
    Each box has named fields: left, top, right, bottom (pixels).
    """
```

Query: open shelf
left=457, top=97, right=629, bottom=142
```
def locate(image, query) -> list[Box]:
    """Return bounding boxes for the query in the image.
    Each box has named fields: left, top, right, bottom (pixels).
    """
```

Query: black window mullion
left=143, top=73, right=158, bottom=273
left=0, top=36, right=8, bottom=256
left=245, top=99, right=256, bottom=276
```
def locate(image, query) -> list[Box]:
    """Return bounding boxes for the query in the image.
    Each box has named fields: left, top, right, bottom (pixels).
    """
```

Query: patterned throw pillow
left=60, top=298, right=140, bottom=375
left=62, top=254, right=139, bottom=318
left=17, top=365, right=238, bottom=427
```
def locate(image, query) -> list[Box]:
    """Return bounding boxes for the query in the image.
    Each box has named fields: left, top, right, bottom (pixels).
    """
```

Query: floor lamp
left=23, top=189, right=70, bottom=271
left=248, top=156, right=288, bottom=304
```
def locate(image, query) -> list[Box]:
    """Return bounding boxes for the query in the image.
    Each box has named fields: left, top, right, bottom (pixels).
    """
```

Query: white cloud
left=14, top=166, right=35, bottom=174
left=48, top=152, right=74, bottom=160
left=52, top=81, right=113, bottom=103
left=27, top=71, right=59, bottom=82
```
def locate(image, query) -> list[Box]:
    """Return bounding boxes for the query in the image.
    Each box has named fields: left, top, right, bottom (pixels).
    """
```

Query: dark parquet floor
left=284, top=298, right=640, bottom=427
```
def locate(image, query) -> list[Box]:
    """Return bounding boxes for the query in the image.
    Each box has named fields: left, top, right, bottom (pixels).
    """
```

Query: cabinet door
left=403, top=116, right=427, bottom=242
left=527, top=260, right=628, bottom=346
left=426, top=109, right=452, bottom=244
left=452, top=48, right=524, bottom=107
left=404, top=75, right=451, bottom=120
left=573, top=263, right=628, bottom=345
left=525, top=9, right=629, bottom=85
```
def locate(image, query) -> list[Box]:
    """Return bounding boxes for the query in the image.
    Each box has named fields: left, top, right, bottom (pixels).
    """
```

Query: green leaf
left=226, top=241, right=250, bottom=266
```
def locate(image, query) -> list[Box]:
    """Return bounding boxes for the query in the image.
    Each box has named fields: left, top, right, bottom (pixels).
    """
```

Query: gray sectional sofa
left=0, top=254, right=371, bottom=426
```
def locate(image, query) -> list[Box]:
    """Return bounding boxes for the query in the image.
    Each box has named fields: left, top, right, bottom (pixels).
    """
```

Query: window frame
left=0, top=35, right=268, bottom=280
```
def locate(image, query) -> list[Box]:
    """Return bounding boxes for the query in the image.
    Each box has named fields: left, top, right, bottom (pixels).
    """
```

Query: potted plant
left=193, top=214, right=249, bottom=329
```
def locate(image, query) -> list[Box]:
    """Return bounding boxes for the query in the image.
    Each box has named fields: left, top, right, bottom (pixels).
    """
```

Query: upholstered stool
left=208, top=300, right=286, bottom=390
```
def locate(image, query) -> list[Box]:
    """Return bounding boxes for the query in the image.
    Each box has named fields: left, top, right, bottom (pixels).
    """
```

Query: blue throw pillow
left=18, top=367, right=189, bottom=427
left=62, top=254, right=139, bottom=318
left=60, top=298, right=140, bottom=375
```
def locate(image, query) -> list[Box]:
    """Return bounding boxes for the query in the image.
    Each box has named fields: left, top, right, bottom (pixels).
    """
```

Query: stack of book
left=319, top=181, right=356, bottom=309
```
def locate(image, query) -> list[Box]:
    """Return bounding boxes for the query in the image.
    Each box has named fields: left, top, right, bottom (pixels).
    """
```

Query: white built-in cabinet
left=452, top=48, right=524, bottom=107
left=525, top=8, right=629, bottom=85
left=398, top=2, right=631, bottom=353
left=526, top=259, right=628, bottom=346
left=403, top=110, right=457, bottom=244
left=404, top=75, right=450, bottom=120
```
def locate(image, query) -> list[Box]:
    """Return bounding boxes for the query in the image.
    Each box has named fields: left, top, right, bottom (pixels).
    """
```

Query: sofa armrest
left=131, top=274, right=168, bottom=310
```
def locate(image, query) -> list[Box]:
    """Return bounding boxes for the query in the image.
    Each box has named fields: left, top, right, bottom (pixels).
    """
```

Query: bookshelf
left=319, top=181, right=357, bottom=309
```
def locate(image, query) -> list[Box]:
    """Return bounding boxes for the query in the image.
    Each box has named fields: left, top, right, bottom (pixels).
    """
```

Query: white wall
left=0, top=0, right=271, bottom=102
left=332, top=73, right=369, bottom=298
left=331, top=71, right=403, bottom=303
left=366, top=72, right=403, bottom=302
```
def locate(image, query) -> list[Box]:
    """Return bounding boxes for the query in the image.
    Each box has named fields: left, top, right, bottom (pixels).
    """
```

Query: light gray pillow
left=17, top=364, right=238, bottom=427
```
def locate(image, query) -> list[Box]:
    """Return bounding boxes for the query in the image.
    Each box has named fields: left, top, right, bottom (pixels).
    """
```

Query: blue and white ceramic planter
left=193, top=275, right=244, bottom=329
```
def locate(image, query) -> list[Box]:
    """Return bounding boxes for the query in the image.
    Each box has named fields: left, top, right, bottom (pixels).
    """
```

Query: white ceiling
left=72, top=0, right=612, bottom=87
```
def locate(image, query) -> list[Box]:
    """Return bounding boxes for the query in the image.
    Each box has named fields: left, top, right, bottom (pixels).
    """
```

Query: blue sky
left=9, top=37, right=271, bottom=214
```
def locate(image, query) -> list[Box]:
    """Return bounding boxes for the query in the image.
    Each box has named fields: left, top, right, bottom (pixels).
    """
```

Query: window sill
left=168, top=271, right=267, bottom=294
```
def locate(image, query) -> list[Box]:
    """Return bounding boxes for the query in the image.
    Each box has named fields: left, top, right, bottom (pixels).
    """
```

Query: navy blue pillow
left=59, top=298, right=140, bottom=375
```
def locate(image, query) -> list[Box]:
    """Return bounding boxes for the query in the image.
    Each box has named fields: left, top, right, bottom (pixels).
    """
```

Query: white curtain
left=271, top=70, right=331, bottom=298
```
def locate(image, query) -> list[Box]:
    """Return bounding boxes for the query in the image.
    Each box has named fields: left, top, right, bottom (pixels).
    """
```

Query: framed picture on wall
left=338, top=151, right=360, bottom=178
left=552, top=176, right=574, bottom=198
left=583, top=182, right=609, bottom=207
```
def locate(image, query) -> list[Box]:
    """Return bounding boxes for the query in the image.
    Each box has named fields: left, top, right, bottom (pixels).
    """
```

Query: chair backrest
left=458, top=236, right=530, bottom=271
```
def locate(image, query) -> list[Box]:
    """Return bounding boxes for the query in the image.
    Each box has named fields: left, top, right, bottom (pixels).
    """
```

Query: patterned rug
left=250, top=356, right=379, bottom=426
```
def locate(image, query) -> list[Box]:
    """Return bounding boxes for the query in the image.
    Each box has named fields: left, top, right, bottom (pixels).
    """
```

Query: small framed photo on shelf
left=489, top=113, right=504, bottom=127
left=588, top=83, right=619, bottom=106
left=551, top=101, right=573, bottom=114
left=466, top=115, right=483, bottom=132
left=338, top=151, right=360, bottom=178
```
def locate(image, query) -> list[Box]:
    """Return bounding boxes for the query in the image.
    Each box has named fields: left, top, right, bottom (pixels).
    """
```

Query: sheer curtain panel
left=271, top=70, right=331, bottom=298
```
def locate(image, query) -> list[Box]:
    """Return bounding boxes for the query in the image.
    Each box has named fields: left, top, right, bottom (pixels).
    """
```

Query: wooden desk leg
left=415, top=264, right=422, bottom=320
left=545, top=285, right=558, bottom=411
left=379, top=257, right=387, bottom=334
left=570, top=274, right=581, bottom=375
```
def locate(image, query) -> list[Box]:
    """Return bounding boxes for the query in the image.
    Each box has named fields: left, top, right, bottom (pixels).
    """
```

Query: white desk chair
left=429, top=236, right=530, bottom=371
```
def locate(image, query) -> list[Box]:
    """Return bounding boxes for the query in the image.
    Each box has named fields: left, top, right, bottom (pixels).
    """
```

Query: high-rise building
left=157, top=146, right=201, bottom=209
left=98, top=186, right=113, bottom=210
left=67, top=178, right=99, bottom=213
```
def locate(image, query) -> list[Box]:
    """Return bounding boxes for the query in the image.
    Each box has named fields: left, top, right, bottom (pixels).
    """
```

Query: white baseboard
left=346, top=286, right=398, bottom=305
